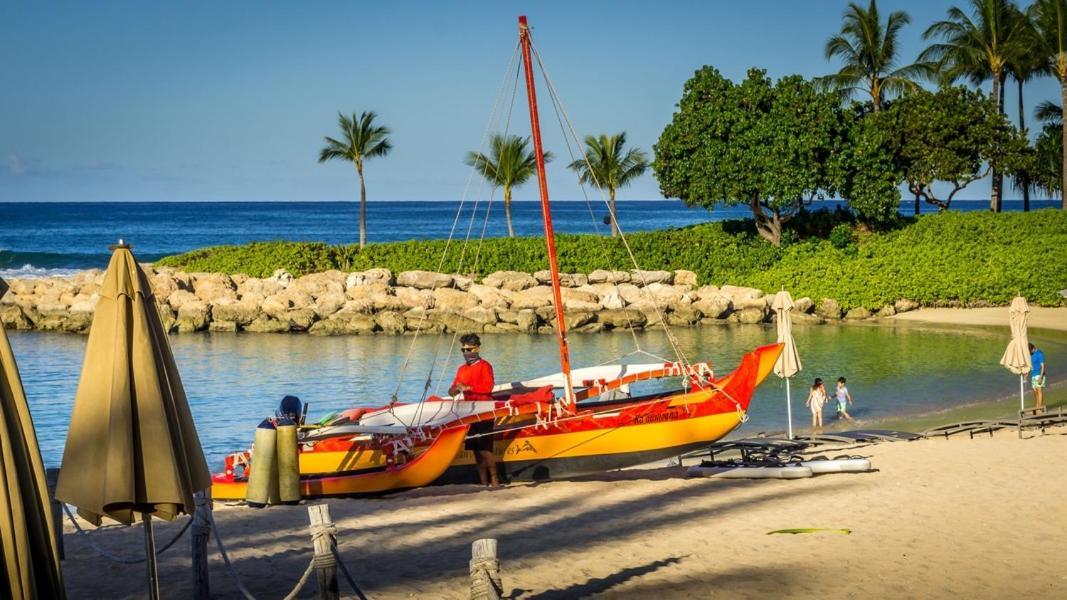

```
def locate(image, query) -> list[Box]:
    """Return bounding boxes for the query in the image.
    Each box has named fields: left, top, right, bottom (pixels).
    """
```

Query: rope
left=207, top=508, right=258, bottom=600
left=332, top=546, right=370, bottom=600
left=280, top=560, right=316, bottom=600
left=529, top=40, right=693, bottom=373
left=469, top=556, right=503, bottom=600
left=62, top=504, right=192, bottom=565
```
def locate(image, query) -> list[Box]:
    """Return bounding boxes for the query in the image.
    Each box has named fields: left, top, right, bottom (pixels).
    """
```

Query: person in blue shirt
left=1030, top=343, right=1047, bottom=413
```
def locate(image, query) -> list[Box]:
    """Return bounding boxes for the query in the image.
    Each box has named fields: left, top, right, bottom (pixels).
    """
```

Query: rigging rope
left=62, top=504, right=192, bottom=565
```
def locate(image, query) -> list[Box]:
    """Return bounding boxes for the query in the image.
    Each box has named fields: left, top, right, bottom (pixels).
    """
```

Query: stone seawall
left=0, top=267, right=919, bottom=335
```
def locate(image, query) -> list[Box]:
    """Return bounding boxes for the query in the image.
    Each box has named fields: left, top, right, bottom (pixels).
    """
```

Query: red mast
left=518, top=15, right=575, bottom=406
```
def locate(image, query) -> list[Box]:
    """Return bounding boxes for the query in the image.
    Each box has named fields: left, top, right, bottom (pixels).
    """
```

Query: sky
left=0, top=0, right=1060, bottom=203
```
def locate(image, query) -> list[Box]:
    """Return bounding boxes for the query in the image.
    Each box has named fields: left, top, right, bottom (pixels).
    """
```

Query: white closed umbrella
left=999, top=296, right=1031, bottom=412
left=772, top=291, right=802, bottom=439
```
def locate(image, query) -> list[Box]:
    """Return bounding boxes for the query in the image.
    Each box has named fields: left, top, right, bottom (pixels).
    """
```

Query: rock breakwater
left=0, top=267, right=918, bottom=335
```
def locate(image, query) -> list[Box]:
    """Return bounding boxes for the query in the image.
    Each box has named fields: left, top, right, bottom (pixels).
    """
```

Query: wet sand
left=59, top=427, right=1067, bottom=599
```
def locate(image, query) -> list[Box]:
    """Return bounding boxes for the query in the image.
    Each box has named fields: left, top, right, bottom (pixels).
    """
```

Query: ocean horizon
left=1, top=199, right=1060, bottom=278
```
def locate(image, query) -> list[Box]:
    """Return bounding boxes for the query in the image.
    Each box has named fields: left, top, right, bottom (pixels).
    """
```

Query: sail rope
left=387, top=39, right=521, bottom=430
left=529, top=41, right=694, bottom=376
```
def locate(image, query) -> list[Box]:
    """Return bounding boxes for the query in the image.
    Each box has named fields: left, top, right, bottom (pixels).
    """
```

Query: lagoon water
left=10, top=322, right=1065, bottom=469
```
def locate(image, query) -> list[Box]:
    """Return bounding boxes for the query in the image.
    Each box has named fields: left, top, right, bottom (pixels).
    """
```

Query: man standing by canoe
left=449, top=334, right=500, bottom=487
left=1030, top=343, right=1047, bottom=414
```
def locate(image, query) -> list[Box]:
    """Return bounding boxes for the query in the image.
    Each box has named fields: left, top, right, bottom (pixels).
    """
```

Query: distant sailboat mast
left=518, top=15, right=575, bottom=406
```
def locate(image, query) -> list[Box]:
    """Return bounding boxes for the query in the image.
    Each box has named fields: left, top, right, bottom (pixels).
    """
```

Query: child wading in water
left=805, top=378, right=828, bottom=431
left=835, top=377, right=854, bottom=422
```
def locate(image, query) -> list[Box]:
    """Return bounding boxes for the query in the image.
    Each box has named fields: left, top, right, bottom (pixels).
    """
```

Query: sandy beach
left=893, top=306, right=1067, bottom=332
left=59, top=426, right=1067, bottom=599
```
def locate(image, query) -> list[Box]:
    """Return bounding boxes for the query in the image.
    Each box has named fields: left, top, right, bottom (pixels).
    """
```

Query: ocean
left=1, top=199, right=1059, bottom=278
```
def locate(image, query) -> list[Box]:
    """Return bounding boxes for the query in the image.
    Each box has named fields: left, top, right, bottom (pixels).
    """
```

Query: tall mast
left=518, top=15, right=575, bottom=406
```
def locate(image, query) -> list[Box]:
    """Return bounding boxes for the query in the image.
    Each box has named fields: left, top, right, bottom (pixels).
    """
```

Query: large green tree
left=654, top=67, right=843, bottom=246
left=1032, top=101, right=1064, bottom=198
left=567, top=133, right=649, bottom=237
left=921, top=0, right=1029, bottom=213
left=1030, top=0, right=1067, bottom=209
left=876, top=86, right=1026, bottom=211
left=465, top=134, right=552, bottom=238
left=318, top=112, right=392, bottom=249
left=832, top=105, right=903, bottom=227
left=818, top=0, right=926, bottom=111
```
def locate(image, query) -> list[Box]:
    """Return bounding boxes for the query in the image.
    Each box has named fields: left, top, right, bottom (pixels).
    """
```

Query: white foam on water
left=0, top=264, right=82, bottom=280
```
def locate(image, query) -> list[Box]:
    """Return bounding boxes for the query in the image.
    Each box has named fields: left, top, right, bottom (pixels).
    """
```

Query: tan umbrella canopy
left=771, top=291, right=802, bottom=439
left=55, top=243, right=210, bottom=598
left=999, top=296, right=1032, bottom=411
left=0, top=277, right=66, bottom=600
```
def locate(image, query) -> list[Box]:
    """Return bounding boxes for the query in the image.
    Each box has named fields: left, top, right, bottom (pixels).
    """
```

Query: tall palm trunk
left=871, top=77, right=882, bottom=112
left=504, top=187, right=514, bottom=238
left=1017, top=78, right=1030, bottom=212
left=356, top=164, right=367, bottom=249
left=1062, top=79, right=1067, bottom=210
left=914, top=191, right=920, bottom=215
left=609, top=188, right=619, bottom=237
left=990, top=72, right=1004, bottom=213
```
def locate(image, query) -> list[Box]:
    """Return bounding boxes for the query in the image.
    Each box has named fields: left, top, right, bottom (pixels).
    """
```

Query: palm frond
left=1036, top=100, right=1064, bottom=123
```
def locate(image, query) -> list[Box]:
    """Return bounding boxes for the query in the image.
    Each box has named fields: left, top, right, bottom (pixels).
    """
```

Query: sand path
left=892, top=306, right=1067, bottom=332
left=59, top=428, right=1067, bottom=598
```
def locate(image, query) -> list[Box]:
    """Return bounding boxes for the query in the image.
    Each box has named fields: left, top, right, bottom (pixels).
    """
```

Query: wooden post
left=45, top=468, right=64, bottom=560
left=191, top=491, right=212, bottom=600
left=308, top=504, right=339, bottom=600
left=469, top=538, right=502, bottom=600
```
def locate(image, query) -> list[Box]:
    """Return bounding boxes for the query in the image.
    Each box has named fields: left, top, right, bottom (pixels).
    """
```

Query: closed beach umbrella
left=999, top=296, right=1031, bottom=412
left=0, top=277, right=66, bottom=600
left=55, top=243, right=210, bottom=599
left=772, top=291, right=802, bottom=439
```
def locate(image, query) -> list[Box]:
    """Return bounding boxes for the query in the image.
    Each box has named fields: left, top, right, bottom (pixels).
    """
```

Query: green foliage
left=829, top=223, right=855, bottom=249
left=1034, top=122, right=1063, bottom=196
left=653, top=67, right=844, bottom=245
left=156, top=210, right=1067, bottom=310
left=875, top=87, right=1025, bottom=210
left=817, top=0, right=927, bottom=110
left=833, top=106, right=902, bottom=226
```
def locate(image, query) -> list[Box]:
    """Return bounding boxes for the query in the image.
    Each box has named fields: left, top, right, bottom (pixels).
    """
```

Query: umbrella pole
left=786, top=378, right=793, bottom=440
left=1019, top=374, right=1025, bottom=413
left=143, top=511, right=160, bottom=600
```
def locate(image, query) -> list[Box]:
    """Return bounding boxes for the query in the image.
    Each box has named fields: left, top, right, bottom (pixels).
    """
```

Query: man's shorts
left=1031, top=375, right=1046, bottom=390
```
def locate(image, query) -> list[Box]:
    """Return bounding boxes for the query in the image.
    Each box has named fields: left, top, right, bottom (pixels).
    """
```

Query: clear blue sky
left=0, top=1, right=1059, bottom=203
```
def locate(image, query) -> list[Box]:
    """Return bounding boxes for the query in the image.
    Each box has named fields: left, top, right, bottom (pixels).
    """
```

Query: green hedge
left=156, top=209, right=1067, bottom=310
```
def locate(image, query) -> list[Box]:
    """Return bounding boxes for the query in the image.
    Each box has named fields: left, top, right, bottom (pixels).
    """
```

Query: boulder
left=467, top=284, right=511, bottom=309
left=599, top=290, right=625, bottom=310
left=433, top=311, right=484, bottom=334
left=209, top=320, right=238, bottom=332
left=292, top=271, right=346, bottom=298
left=237, top=277, right=283, bottom=299
left=894, top=298, right=920, bottom=313
left=309, top=312, right=378, bottom=335
left=68, top=293, right=99, bottom=315
left=191, top=273, right=237, bottom=303
left=564, top=299, right=601, bottom=312
left=643, top=282, right=687, bottom=306
left=0, top=305, right=32, bottom=329
left=269, top=268, right=294, bottom=288
left=166, top=289, right=200, bottom=311
left=693, top=284, right=720, bottom=299
left=176, top=302, right=211, bottom=333
left=667, top=307, right=702, bottom=326
left=344, top=283, right=391, bottom=305
left=534, top=271, right=588, bottom=287
left=738, top=296, right=768, bottom=311
left=482, top=271, right=538, bottom=291
left=816, top=298, right=843, bottom=320
left=844, top=307, right=873, bottom=320
left=374, top=311, right=407, bottom=334
left=279, top=308, right=317, bottom=331
left=9, top=280, right=35, bottom=297
left=543, top=311, right=596, bottom=329
left=511, top=286, right=555, bottom=310
left=791, top=312, right=825, bottom=325
left=432, top=288, right=478, bottom=311
left=461, top=306, right=499, bottom=325
left=396, top=270, right=453, bottom=290
left=211, top=299, right=262, bottom=326
left=312, top=292, right=347, bottom=319
left=673, top=270, right=698, bottom=287
left=561, top=288, right=598, bottom=305
left=596, top=309, right=647, bottom=329
left=394, top=286, right=434, bottom=309
left=262, top=289, right=314, bottom=318
left=452, top=275, right=474, bottom=292
left=244, top=316, right=291, bottom=333
left=364, top=268, right=394, bottom=286
left=515, top=309, right=538, bottom=333
left=402, top=309, right=445, bottom=333
left=736, top=307, right=767, bottom=324
left=720, top=285, right=763, bottom=303
left=794, top=297, right=815, bottom=314
left=630, top=270, right=673, bottom=286
left=156, top=304, right=177, bottom=332
left=692, top=294, right=733, bottom=319
left=587, top=270, right=630, bottom=284
left=571, top=322, right=606, bottom=334
left=877, top=304, right=897, bottom=318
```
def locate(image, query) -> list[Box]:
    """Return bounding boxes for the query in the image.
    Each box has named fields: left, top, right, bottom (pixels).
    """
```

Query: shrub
left=156, top=210, right=1067, bottom=309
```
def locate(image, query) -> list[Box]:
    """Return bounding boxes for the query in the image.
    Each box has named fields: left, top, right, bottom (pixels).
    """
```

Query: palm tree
left=921, top=0, right=1028, bottom=212
left=818, top=0, right=926, bottom=111
left=319, top=112, right=392, bottom=248
left=1007, top=7, right=1045, bottom=211
left=465, top=134, right=551, bottom=237
left=567, top=133, right=649, bottom=237
left=1030, top=0, right=1067, bottom=210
